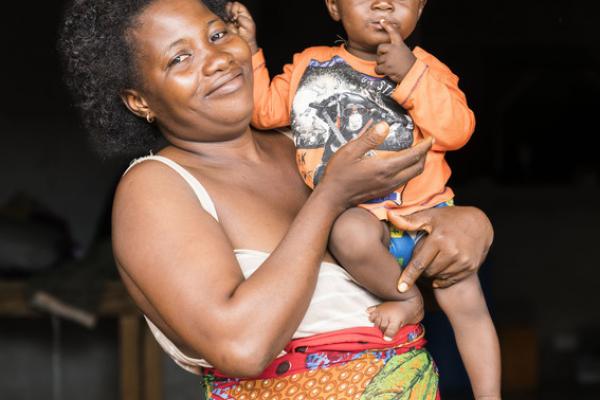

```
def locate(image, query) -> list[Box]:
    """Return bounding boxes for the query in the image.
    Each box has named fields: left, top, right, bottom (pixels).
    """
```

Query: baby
left=227, top=0, right=500, bottom=398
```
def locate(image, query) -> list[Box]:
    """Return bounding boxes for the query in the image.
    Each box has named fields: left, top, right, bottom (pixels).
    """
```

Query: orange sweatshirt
left=252, top=45, right=475, bottom=218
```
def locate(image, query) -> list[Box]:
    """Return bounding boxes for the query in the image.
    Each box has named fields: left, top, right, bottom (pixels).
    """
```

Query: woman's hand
left=388, top=206, right=494, bottom=290
left=225, top=2, right=258, bottom=54
left=318, top=122, right=432, bottom=212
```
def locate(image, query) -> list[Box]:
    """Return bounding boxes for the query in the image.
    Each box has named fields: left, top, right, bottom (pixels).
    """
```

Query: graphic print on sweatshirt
left=291, top=56, right=414, bottom=190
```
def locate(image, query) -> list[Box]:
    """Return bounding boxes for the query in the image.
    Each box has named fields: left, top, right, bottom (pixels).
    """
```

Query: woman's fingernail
left=398, top=282, right=408, bottom=292
left=383, top=336, right=393, bottom=342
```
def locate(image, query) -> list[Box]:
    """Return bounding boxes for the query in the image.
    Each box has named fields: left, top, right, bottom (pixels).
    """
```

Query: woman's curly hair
left=59, top=0, right=228, bottom=157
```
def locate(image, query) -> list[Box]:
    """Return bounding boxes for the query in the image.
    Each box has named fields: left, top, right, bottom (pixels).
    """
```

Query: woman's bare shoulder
left=113, top=158, right=182, bottom=208
left=112, top=157, right=218, bottom=253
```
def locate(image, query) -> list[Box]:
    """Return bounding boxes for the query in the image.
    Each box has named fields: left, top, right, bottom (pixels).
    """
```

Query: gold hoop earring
left=146, top=113, right=155, bottom=124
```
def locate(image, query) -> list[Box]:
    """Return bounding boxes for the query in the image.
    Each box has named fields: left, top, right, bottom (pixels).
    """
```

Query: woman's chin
left=215, top=101, right=254, bottom=126
left=205, top=87, right=253, bottom=117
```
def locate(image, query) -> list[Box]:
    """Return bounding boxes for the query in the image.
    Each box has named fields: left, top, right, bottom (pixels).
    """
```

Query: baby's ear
left=324, top=0, right=341, bottom=22
left=418, top=0, right=428, bottom=17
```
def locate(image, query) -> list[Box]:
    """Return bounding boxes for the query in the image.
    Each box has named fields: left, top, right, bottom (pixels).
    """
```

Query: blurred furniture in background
left=0, top=280, right=163, bottom=400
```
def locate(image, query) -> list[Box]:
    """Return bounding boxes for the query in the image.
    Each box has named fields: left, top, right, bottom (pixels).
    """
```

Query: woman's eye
left=210, top=30, right=228, bottom=42
left=169, top=53, right=191, bottom=67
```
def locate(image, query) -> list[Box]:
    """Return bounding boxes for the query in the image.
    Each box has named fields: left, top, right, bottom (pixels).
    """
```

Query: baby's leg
left=330, top=207, right=411, bottom=300
left=329, top=207, right=423, bottom=338
left=434, top=274, right=501, bottom=399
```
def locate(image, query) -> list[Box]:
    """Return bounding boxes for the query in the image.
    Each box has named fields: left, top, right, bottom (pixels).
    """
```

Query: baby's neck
left=344, top=43, right=378, bottom=62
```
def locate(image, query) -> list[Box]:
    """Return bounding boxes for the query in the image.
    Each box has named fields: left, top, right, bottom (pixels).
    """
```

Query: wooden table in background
left=0, top=280, right=163, bottom=400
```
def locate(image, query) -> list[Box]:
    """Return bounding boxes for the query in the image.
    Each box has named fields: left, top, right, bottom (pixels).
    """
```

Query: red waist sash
left=203, top=324, right=426, bottom=380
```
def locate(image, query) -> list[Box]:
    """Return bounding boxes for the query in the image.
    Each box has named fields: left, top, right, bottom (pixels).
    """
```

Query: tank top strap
left=125, top=155, right=219, bottom=221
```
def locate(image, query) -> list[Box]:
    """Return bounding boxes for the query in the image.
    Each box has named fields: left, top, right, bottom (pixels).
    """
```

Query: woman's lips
left=205, top=70, right=244, bottom=98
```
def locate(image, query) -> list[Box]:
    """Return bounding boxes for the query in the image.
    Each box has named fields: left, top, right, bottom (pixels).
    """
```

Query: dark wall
left=3, top=0, right=598, bottom=187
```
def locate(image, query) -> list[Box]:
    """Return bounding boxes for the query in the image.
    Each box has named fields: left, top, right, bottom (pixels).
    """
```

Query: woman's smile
left=205, top=68, right=245, bottom=98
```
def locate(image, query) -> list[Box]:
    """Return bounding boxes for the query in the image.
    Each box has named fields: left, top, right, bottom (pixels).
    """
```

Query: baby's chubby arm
left=377, top=20, right=475, bottom=151
left=375, top=19, right=417, bottom=83
left=225, top=2, right=258, bottom=54
left=226, top=2, right=295, bottom=130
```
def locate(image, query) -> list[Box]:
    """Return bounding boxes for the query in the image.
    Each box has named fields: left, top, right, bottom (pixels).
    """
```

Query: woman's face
left=126, top=0, right=254, bottom=142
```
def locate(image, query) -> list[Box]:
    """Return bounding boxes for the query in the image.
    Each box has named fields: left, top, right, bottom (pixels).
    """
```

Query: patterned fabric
left=202, top=325, right=440, bottom=400
left=362, top=350, right=440, bottom=400
left=204, top=349, right=439, bottom=400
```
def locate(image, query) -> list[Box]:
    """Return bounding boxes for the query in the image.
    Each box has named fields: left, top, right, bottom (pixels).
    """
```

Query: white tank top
left=125, top=155, right=380, bottom=374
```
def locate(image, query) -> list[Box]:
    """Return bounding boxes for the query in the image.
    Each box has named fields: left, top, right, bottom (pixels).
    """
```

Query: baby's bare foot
left=367, top=301, right=411, bottom=340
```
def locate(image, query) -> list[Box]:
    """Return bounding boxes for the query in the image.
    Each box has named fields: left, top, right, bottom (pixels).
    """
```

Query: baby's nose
left=372, top=1, right=394, bottom=11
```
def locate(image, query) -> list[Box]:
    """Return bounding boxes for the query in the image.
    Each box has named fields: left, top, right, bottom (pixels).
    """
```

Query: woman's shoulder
left=112, top=153, right=224, bottom=272
left=116, top=155, right=177, bottom=197
left=113, top=154, right=211, bottom=219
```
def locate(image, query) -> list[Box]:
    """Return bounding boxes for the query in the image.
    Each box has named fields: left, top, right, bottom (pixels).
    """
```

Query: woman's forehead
left=133, top=0, right=216, bottom=44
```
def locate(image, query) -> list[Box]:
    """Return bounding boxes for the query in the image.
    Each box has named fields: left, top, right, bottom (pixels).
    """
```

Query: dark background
left=1, top=1, right=599, bottom=399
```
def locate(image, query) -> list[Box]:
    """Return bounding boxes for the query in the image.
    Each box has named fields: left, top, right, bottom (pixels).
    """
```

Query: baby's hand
left=367, top=297, right=424, bottom=340
left=225, top=2, right=258, bottom=54
left=375, top=20, right=417, bottom=83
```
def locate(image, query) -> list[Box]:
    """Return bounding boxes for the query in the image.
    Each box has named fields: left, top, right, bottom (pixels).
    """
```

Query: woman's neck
left=162, top=126, right=266, bottom=166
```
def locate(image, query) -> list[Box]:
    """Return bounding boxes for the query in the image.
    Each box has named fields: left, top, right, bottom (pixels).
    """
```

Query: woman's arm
left=113, top=123, right=431, bottom=377
left=388, top=206, right=493, bottom=291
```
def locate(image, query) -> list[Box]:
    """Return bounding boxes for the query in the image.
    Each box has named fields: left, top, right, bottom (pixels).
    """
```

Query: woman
left=60, top=0, right=493, bottom=398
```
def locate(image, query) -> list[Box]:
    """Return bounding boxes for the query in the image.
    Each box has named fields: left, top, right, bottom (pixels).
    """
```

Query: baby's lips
left=379, top=19, right=402, bottom=32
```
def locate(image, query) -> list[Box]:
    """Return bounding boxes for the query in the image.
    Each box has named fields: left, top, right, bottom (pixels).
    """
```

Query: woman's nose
left=372, top=1, right=394, bottom=11
left=202, top=49, right=234, bottom=76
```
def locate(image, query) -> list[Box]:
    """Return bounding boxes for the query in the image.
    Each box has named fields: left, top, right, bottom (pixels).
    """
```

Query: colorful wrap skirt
left=202, top=324, right=440, bottom=400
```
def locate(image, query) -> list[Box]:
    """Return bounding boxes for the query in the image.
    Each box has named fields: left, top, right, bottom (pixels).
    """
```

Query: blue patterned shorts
left=388, top=200, right=453, bottom=268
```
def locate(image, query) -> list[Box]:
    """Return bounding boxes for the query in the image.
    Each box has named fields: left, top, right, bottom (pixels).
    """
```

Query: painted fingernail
left=398, top=282, right=408, bottom=292
left=383, top=336, right=393, bottom=342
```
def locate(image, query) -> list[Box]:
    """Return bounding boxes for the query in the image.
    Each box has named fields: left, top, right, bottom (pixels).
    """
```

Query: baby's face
left=328, top=0, right=425, bottom=53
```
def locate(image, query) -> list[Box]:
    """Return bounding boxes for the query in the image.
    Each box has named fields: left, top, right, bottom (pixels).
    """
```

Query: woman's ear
left=121, top=89, right=154, bottom=121
left=324, top=0, right=341, bottom=22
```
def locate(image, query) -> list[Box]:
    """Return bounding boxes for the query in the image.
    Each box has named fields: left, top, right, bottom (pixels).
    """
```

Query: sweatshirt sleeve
left=251, top=49, right=295, bottom=129
left=391, top=48, right=475, bottom=151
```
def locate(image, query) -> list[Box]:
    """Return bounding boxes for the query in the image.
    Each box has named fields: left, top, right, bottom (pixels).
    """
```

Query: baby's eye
left=210, top=30, right=228, bottom=42
left=169, top=53, right=191, bottom=67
